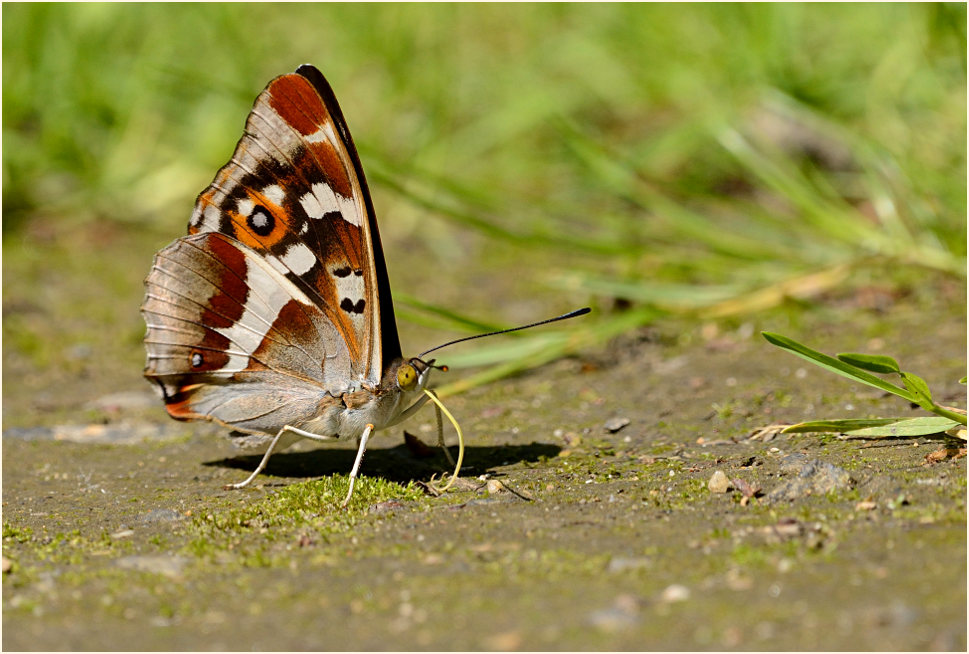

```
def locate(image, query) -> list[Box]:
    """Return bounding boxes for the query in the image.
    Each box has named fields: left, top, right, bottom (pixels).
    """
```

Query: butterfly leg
left=341, top=423, right=374, bottom=507
left=225, top=425, right=337, bottom=490
left=430, top=391, right=456, bottom=468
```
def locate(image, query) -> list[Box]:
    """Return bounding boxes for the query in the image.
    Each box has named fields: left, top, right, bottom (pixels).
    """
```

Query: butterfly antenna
left=418, top=307, right=591, bottom=359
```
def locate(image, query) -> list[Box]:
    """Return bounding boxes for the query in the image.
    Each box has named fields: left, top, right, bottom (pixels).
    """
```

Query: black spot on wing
left=340, top=298, right=366, bottom=314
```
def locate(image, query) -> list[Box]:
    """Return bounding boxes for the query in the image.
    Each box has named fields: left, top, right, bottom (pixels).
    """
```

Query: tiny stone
left=486, top=480, right=504, bottom=494
left=766, top=455, right=852, bottom=503
left=708, top=470, right=731, bottom=493
left=603, top=417, right=631, bottom=433
left=659, top=584, right=691, bottom=603
left=2, top=558, right=11, bottom=573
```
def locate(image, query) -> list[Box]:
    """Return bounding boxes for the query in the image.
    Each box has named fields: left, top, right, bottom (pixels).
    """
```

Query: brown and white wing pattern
left=142, top=65, right=401, bottom=435
left=143, top=231, right=352, bottom=433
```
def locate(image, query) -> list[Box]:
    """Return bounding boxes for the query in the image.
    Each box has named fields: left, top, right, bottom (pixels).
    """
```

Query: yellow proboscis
left=423, top=389, right=464, bottom=494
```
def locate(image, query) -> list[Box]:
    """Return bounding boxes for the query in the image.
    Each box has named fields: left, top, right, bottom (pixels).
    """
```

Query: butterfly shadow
left=204, top=440, right=562, bottom=485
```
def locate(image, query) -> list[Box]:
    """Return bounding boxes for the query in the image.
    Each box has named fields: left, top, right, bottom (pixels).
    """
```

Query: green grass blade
left=435, top=307, right=659, bottom=396
left=549, top=273, right=742, bottom=310
left=782, top=419, right=905, bottom=433
left=436, top=333, right=565, bottom=369
left=762, top=332, right=916, bottom=401
left=783, top=417, right=961, bottom=436
left=717, top=128, right=885, bottom=248
left=367, top=162, right=629, bottom=256
left=846, top=417, right=960, bottom=437
left=836, top=353, right=901, bottom=374
left=900, top=372, right=934, bottom=407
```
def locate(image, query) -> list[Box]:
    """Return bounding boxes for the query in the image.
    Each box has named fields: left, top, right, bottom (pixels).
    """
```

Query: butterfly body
left=142, top=65, right=433, bottom=496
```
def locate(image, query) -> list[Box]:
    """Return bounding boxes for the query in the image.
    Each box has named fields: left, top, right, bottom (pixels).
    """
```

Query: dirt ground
left=2, top=221, right=967, bottom=650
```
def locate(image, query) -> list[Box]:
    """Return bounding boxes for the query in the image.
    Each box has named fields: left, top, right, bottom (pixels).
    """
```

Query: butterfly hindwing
left=143, top=231, right=354, bottom=432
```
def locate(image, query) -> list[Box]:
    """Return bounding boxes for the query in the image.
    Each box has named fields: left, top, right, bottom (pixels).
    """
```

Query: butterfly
left=142, top=64, right=588, bottom=504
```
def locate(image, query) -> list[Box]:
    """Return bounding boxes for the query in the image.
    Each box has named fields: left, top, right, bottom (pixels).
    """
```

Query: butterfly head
left=392, top=357, right=447, bottom=394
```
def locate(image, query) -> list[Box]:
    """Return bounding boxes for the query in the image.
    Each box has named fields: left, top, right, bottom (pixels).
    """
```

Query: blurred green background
left=2, top=3, right=966, bottom=424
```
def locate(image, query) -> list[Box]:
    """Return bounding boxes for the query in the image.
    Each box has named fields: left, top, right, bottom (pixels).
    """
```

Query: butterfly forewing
left=143, top=66, right=403, bottom=435
left=185, top=67, right=395, bottom=386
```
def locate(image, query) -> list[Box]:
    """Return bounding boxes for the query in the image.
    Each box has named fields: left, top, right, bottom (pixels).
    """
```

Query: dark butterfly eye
left=191, top=352, right=204, bottom=368
left=396, top=363, right=418, bottom=391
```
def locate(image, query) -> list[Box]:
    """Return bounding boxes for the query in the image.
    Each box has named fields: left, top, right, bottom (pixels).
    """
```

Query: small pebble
left=708, top=470, right=731, bottom=494
left=603, top=417, right=631, bottom=433
left=659, top=584, right=691, bottom=603
left=2, top=557, right=12, bottom=573
left=766, top=455, right=851, bottom=503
